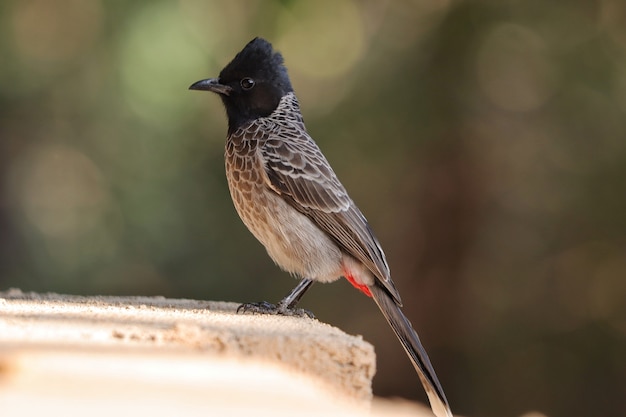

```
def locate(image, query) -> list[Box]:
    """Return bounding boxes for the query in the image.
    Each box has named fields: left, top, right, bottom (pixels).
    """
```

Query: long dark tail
left=370, top=284, right=452, bottom=417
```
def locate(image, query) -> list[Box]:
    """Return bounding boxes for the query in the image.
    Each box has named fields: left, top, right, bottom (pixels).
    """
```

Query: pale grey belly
left=228, top=181, right=343, bottom=283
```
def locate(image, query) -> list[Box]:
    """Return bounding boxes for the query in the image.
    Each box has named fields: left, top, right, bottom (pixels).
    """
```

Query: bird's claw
left=237, top=301, right=315, bottom=319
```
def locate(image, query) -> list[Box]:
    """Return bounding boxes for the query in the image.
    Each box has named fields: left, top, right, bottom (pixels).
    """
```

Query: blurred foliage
left=1, top=1, right=626, bottom=416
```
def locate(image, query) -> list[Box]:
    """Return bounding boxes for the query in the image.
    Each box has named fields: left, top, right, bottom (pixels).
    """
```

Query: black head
left=189, top=37, right=293, bottom=132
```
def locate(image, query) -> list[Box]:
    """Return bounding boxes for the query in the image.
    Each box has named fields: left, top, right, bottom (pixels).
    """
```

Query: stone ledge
left=0, top=289, right=436, bottom=416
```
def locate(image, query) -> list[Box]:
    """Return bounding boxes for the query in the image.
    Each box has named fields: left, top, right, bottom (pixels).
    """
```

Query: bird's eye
left=240, top=78, right=255, bottom=90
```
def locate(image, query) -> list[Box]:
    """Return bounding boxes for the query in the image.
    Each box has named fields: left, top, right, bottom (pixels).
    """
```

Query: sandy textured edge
left=0, top=289, right=438, bottom=416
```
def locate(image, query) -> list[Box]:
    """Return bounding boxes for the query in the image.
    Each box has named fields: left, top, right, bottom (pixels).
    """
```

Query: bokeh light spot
left=590, top=252, right=626, bottom=326
left=179, top=0, right=258, bottom=54
left=119, top=2, right=208, bottom=126
left=11, top=0, right=103, bottom=65
left=8, top=144, right=110, bottom=239
left=476, top=23, right=557, bottom=112
left=276, top=0, right=366, bottom=81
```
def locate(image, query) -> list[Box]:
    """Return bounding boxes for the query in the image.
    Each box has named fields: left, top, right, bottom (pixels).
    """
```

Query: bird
left=189, top=37, right=452, bottom=417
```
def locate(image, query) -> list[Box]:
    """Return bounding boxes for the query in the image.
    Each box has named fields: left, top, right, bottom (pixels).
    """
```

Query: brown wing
left=258, top=123, right=401, bottom=304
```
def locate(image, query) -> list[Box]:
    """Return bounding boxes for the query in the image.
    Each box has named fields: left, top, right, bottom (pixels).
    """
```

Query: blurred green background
left=1, top=1, right=625, bottom=416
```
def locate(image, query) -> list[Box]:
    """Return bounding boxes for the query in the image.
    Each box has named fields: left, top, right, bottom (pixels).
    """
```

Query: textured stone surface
left=0, top=289, right=436, bottom=416
left=0, top=290, right=374, bottom=399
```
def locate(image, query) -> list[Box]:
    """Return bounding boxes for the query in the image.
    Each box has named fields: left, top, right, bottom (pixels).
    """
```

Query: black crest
left=217, top=38, right=294, bottom=130
left=219, top=38, right=292, bottom=93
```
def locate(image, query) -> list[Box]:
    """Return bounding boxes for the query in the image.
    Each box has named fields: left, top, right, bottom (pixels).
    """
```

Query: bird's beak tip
left=189, top=78, right=231, bottom=96
left=188, top=79, right=206, bottom=90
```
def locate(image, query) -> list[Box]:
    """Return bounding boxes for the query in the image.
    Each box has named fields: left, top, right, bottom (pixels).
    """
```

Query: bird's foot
left=237, top=301, right=315, bottom=319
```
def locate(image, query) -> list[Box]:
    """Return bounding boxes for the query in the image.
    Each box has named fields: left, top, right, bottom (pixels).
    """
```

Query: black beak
left=189, top=78, right=232, bottom=96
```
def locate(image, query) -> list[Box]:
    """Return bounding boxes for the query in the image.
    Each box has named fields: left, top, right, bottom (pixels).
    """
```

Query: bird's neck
left=267, top=93, right=304, bottom=124
left=227, top=93, right=304, bottom=136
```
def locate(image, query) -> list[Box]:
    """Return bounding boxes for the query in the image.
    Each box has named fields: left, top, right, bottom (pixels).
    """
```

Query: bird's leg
left=278, top=278, right=314, bottom=309
left=237, top=278, right=315, bottom=318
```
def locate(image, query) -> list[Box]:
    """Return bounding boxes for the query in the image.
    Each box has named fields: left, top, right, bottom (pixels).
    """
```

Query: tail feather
left=370, top=284, right=452, bottom=417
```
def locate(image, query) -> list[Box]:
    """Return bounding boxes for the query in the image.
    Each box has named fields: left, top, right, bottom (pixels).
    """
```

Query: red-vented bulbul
left=190, top=37, right=452, bottom=417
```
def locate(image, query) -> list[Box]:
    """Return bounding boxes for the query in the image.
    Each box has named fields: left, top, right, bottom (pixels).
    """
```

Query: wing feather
left=259, top=126, right=400, bottom=302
